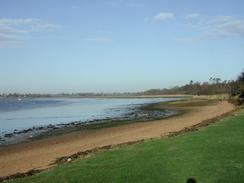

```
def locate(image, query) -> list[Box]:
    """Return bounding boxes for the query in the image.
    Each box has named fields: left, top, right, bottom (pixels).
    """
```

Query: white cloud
left=0, top=18, right=58, bottom=46
left=0, top=18, right=57, bottom=32
left=0, top=33, right=18, bottom=42
left=186, top=13, right=200, bottom=19
left=181, top=15, right=244, bottom=42
left=199, top=16, right=244, bottom=37
left=153, top=12, right=174, bottom=22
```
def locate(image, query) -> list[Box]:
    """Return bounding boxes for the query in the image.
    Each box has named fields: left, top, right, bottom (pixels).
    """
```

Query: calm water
left=0, top=98, right=176, bottom=134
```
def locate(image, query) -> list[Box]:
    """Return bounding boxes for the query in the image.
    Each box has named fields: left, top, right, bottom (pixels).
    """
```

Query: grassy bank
left=7, top=107, right=244, bottom=183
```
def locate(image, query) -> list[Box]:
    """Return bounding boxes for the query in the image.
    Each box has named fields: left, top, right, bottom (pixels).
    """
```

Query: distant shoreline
left=0, top=94, right=191, bottom=100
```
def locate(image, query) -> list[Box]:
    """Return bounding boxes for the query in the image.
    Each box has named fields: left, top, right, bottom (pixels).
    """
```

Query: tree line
left=141, top=70, right=244, bottom=98
left=1, top=70, right=243, bottom=104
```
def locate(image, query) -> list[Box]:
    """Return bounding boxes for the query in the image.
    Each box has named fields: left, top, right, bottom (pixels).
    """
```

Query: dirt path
left=0, top=101, right=235, bottom=177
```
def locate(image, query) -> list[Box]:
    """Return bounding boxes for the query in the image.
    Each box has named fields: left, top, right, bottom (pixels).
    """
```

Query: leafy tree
left=237, top=70, right=244, bottom=83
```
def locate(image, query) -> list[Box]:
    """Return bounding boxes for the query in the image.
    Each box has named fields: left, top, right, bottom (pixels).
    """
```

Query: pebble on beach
left=67, top=158, right=72, bottom=162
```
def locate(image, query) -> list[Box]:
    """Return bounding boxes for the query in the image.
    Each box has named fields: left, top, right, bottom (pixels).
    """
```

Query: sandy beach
left=0, top=101, right=235, bottom=178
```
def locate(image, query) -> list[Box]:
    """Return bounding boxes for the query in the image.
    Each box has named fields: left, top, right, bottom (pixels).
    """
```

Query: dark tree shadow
left=186, top=178, right=197, bottom=183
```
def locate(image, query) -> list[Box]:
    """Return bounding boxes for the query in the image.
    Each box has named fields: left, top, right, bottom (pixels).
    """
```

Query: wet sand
left=0, top=101, right=235, bottom=177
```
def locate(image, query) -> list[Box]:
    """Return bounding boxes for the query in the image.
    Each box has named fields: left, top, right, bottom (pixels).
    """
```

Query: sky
left=0, top=0, right=244, bottom=93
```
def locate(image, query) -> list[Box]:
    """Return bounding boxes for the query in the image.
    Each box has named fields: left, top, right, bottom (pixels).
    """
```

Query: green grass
left=9, top=109, right=244, bottom=183
left=164, top=99, right=218, bottom=107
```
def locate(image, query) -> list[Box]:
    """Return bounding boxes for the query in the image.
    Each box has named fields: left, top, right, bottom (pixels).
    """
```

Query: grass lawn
left=8, top=108, right=244, bottom=183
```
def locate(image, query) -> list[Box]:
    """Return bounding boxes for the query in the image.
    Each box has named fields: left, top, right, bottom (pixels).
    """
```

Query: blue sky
left=0, top=0, right=244, bottom=93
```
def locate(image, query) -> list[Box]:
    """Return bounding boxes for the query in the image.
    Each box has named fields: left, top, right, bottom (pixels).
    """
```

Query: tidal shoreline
left=0, top=100, right=235, bottom=179
left=0, top=101, right=179, bottom=146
